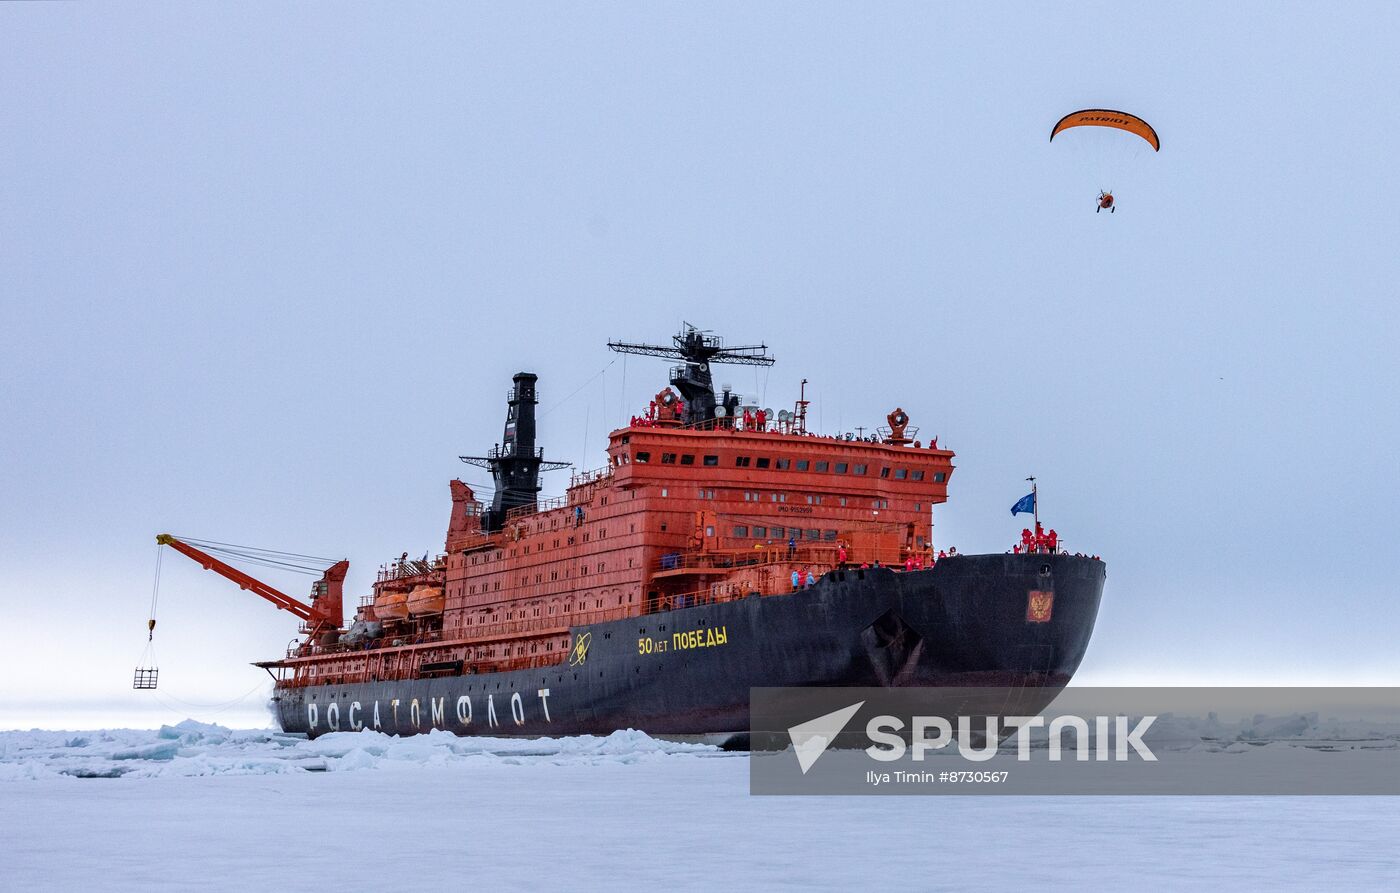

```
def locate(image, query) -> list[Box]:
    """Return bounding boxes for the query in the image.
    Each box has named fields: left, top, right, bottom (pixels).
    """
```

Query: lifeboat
left=374, top=589, right=409, bottom=621
left=407, top=585, right=445, bottom=617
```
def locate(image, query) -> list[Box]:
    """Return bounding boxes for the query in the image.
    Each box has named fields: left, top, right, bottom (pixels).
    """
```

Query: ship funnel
left=460, top=372, right=569, bottom=533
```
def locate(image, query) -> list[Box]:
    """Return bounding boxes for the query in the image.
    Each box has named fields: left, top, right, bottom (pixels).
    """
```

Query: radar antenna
left=608, top=323, right=774, bottom=426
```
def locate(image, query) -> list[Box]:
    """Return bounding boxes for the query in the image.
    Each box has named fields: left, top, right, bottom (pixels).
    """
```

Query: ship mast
left=607, top=323, right=774, bottom=427
left=1026, top=475, right=1039, bottom=528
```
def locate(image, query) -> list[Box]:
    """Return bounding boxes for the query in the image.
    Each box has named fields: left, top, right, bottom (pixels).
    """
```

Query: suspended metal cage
left=133, top=667, right=158, bottom=690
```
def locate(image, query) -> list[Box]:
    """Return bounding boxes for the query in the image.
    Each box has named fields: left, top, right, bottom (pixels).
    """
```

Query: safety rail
left=623, top=411, right=937, bottom=446
left=279, top=649, right=583, bottom=687
left=652, top=544, right=911, bottom=574
left=569, top=464, right=613, bottom=488
left=504, top=494, right=569, bottom=523
left=376, top=557, right=446, bottom=584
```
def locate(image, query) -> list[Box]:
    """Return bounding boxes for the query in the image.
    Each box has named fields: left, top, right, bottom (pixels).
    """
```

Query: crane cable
left=148, top=542, right=162, bottom=637
left=169, top=535, right=338, bottom=576
left=134, top=545, right=162, bottom=687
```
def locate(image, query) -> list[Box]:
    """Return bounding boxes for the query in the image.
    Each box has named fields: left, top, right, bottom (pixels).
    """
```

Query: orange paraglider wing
left=1050, top=109, right=1159, bottom=151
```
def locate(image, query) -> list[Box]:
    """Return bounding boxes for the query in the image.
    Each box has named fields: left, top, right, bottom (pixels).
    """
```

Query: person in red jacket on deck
left=1020, top=528, right=1033, bottom=553
left=1047, top=529, right=1058, bottom=555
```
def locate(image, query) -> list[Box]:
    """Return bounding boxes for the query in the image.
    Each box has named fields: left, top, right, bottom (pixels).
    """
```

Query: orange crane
left=155, top=534, right=348, bottom=641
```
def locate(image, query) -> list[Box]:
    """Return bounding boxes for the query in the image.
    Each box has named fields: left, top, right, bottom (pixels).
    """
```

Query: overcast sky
left=3, top=2, right=1397, bottom=729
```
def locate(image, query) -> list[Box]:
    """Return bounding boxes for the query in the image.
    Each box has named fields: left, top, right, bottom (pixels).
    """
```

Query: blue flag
left=1011, top=492, right=1036, bottom=516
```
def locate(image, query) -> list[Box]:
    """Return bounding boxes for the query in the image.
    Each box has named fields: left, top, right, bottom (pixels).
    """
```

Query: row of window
left=732, top=526, right=840, bottom=541
left=470, top=527, right=620, bottom=564
left=464, top=558, right=622, bottom=594
left=633, top=451, right=945, bottom=482
left=459, top=592, right=632, bottom=624
left=672, top=489, right=893, bottom=510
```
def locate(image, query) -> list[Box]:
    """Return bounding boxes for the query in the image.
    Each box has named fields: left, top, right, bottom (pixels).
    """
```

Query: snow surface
left=2, top=720, right=1398, bottom=889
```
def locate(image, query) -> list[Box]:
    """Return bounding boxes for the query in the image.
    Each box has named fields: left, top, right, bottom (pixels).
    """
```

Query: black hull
left=279, top=554, right=1105, bottom=741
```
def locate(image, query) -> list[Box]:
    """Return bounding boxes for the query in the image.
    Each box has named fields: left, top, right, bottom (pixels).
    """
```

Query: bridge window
left=635, top=451, right=651, bottom=463
left=806, top=529, right=819, bottom=540
left=661, top=453, right=677, bottom=464
left=796, top=460, right=810, bottom=471
left=835, top=462, right=848, bottom=474
left=776, top=458, right=791, bottom=470
left=894, top=468, right=908, bottom=480
left=735, top=456, right=751, bottom=467
left=934, top=472, right=947, bottom=483
left=880, top=467, right=891, bottom=478
left=823, top=530, right=838, bottom=541
left=703, top=455, right=719, bottom=466
left=681, top=454, right=695, bottom=465
left=733, top=526, right=749, bottom=537
left=753, top=526, right=767, bottom=537
left=912, top=470, right=924, bottom=481
left=853, top=464, right=867, bottom=475
left=815, top=461, right=829, bottom=472
left=756, top=457, right=771, bottom=469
